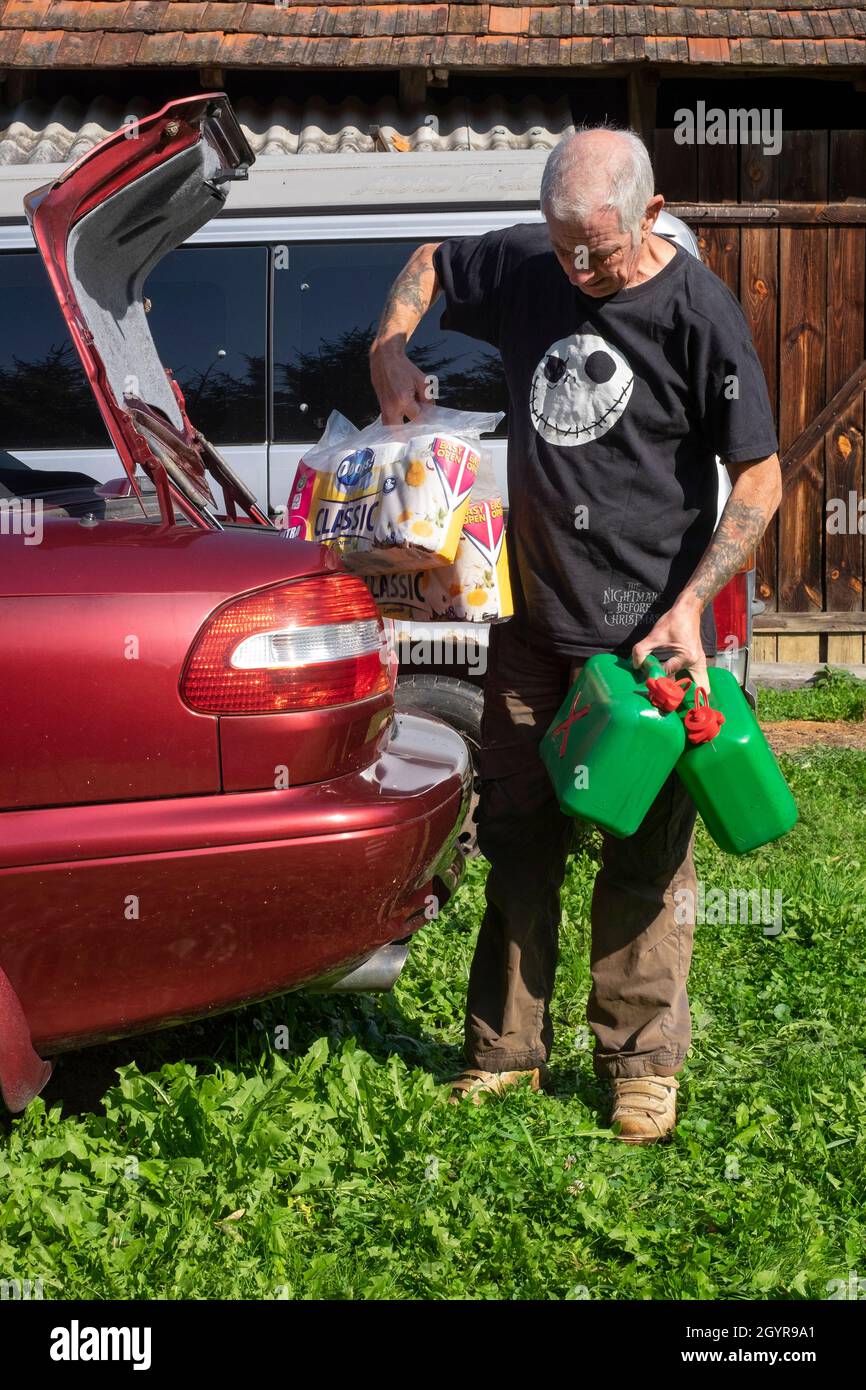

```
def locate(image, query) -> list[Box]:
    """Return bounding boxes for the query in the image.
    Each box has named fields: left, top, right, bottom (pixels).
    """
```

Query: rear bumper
left=0, top=713, right=470, bottom=1052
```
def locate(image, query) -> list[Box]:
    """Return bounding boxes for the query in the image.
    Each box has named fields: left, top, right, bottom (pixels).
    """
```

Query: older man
left=370, top=127, right=781, bottom=1143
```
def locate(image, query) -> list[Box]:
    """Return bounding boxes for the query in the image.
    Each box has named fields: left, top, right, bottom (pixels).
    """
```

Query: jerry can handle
left=639, top=653, right=668, bottom=681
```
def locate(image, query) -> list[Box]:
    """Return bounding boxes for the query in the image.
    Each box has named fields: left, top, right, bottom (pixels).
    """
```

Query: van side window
left=0, top=246, right=268, bottom=454
left=272, top=240, right=508, bottom=441
left=0, top=251, right=105, bottom=448
left=145, top=246, right=268, bottom=445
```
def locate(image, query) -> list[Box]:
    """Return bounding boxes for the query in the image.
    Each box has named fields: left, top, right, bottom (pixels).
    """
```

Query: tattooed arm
left=370, top=242, right=442, bottom=425
left=632, top=453, right=783, bottom=683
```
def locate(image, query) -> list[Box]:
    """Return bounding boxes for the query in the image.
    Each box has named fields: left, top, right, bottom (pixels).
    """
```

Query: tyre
left=394, top=674, right=483, bottom=858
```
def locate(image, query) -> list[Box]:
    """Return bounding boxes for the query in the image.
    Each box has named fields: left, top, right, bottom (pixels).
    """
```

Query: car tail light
left=181, top=574, right=391, bottom=713
left=713, top=570, right=750, bottom=655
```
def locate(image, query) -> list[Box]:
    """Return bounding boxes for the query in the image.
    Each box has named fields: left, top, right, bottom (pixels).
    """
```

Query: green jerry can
left=540, top=653, right=687, bottom=838
left=673, top=668, right=799, bottom=855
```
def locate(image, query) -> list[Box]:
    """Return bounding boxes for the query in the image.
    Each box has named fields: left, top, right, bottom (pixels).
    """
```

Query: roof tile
left=489, top=5, right=527, bottom=35
left=809, top=10, right=835, bottom=38
left=688, top=35, right=728, bottom=62
left=94, top=29, right=143, bottom=64
left=135, top=30, right=185, bottom=63
left=726, top=11, right=751, bottom=38
left=683, top=7, right=703, bottom=38
left=829, top=10, right=855, bottom=39
left=582, top=6, right=604, bottom=37
left=159, top=2, right=208, bottom=31
left=736, top=36, right=765, bottom=63
left=824, top=36, right=852, bottom=61
left=44, top=2, right=126, bottom=30
left=706, top=9, right=730, bottom=39
left=451, top=3, right=485, bottom=34
left=215, top=29, right=271, bottom=63
left=122, top=2, right=168, bottom=30
left=0, top=24, right=22, bottom=61
left=664, top=8, right=689, bottom=38
left=626, top=7, right=646, bottom=36
left=241, top=3, right=297, bottom=36
left=748, top=12, right=773, bottom=38
left=529, top=6, right=561, bottom=38
left=786, top=11, right=813, bottom=39
left=200, top=3, right=246, bottom=32
left=527, top=34, right=552, bottom=61
left=781, top=37, right=805, bottom=61
left=56, top=28, right=104, bottom=63
left=8, top=26, right=64, bottom=64
left=174, top=29, right=223, bottom=62
left=3, top=0, right=53, bottom=27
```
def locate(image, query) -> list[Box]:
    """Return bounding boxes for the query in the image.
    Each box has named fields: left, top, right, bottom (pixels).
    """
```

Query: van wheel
left=395, top=675, right=483, bottom=859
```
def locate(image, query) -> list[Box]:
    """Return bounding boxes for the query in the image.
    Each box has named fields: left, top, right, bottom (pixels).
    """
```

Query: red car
left=0, top=94, right=470, bottom=1113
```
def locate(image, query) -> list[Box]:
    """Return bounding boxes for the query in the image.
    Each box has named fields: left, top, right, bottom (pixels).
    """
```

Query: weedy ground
left=1, top=675, right=865, bottom=1300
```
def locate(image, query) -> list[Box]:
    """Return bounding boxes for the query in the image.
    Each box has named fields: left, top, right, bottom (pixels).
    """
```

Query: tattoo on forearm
left=377, top=252, right=437, bottom=335
left=688, top=499, right=769, bottom=606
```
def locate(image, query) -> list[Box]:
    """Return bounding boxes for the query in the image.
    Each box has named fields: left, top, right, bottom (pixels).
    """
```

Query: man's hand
left=632, top=596, right=709, bottom=690
left=370, top=350, right=431, bottom=426
left=632, top=452, right=782, bottom=689
left=370, top=242, right=442, bottom=426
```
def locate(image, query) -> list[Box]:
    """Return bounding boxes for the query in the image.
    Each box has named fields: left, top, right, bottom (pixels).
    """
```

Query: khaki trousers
left=466, top=622, right=698, bottom=1079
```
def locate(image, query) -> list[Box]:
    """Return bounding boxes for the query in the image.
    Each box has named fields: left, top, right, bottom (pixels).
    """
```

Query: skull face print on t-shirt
left=529, top=332, right=634, bottom=447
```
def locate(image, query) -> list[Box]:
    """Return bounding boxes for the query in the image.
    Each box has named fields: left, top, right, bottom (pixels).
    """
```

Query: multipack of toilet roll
left=364, top=497, right=513, bottom=623
left=284, top=407, right=502, bottom=572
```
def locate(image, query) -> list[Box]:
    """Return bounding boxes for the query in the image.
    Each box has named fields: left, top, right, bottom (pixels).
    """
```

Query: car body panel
left=25, top=92, right=267, bottom=530
left=0, top=713, right=470, bottom=1052
left=2, top=519, right=383, bottom=810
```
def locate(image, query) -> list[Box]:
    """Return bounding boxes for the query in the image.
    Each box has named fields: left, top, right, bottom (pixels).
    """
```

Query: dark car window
left=272, top=240, right=508, bottom=442
left=0, top=245, right=267, bottom=452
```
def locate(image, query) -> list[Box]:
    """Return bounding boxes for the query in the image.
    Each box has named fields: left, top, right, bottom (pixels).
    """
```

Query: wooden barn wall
left=655, top=128, right=866, bottom=665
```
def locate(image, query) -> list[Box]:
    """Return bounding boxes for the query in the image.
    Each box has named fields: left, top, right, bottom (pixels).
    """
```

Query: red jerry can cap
left=646, top=674, right=691, bottom=713
left=683, top=686, right=726, bottom=745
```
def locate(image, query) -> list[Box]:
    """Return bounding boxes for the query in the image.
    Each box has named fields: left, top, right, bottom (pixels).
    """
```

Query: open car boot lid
left=25, top=92, right=271, bottom=530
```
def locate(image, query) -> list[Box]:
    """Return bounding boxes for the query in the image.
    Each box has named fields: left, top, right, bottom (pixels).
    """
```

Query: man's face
left=546, top=205, right=643, bottom=297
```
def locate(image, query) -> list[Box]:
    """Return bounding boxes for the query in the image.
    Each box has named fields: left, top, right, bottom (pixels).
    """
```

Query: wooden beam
left=398, top=68, right=427, bottom=110
left=755, top=612, right=866, bottom=635
left=781, top=357, right=866, bottom=488
left=669, top=203, right=866, bottom=225
left=628, top=70, right=658, bottom=159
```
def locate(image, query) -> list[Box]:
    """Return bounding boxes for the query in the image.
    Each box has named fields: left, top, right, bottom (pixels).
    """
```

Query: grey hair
left=540, top=126, right=655, bottom=245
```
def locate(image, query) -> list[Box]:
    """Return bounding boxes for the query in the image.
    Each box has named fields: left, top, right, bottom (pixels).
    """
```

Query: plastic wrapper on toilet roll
left=364, top=497, right=513, bottom=623
left=284, top=406, right=502, bottom=571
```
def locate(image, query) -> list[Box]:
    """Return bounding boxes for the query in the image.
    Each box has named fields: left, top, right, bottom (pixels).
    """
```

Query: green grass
left=2, top=749, right=865, bottom=1301
left=758, top=666, right=866, bottom=724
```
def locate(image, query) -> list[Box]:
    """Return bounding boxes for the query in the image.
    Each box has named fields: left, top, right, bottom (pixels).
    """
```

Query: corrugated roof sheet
left=0, top=92, right=576, bottom=164
left=0, top=2, right=863, bottom=69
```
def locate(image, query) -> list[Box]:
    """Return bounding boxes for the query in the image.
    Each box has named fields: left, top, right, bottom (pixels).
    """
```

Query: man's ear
left=642, top=193, right=665, bottom=235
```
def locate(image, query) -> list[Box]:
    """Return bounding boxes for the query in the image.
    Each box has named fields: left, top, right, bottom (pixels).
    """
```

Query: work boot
left=610, top=1074, right=680, bottom=1144
left=448, top=1064, right=551, bottom=1106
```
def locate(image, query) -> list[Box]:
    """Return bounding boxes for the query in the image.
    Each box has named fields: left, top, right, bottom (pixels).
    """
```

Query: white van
left=0, top=144, right=702, bottom=510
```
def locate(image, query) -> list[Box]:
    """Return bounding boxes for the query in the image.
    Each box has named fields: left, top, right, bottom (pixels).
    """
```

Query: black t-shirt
left=433, top=225, right=778, bottom=658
